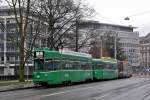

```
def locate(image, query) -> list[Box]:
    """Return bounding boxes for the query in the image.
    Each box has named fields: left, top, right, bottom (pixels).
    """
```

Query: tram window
left=34, top=59, right=44, bottom=71
left=80, top=62, right=86, bottom=70
left=112, top=64, right=117, bottom=69
left=112, top=64, right=114, bottom=69
left=104, top=63, right=110, bottom=69
left=45, top=60, right=53, bottom=70
left=72, top=61, right=80, bottom=70
left=81, top=62, right=91, bottom=70
left=109, top=64, right=113, bottom=69
left=110, top=64, right=114, bottom=69
left=95, top=63, right=103, bottom=69
left=87, top=62, right=92, bottom=70
left=53, top=61, right=59, bottom=70
left=62, top=61, right=73, bottom=70
left=61, top=61, right=66, bottom=69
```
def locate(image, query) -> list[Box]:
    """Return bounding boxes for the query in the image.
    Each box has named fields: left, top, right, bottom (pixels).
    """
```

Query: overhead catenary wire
left=126, top=10, right=150, bottom=18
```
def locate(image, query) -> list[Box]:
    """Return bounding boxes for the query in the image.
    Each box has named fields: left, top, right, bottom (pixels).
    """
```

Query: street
left=0, top=77, right=150, bottom=100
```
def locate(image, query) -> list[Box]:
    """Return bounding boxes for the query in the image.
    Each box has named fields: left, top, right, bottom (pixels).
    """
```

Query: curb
left=0, top=84, right=36, bottom=92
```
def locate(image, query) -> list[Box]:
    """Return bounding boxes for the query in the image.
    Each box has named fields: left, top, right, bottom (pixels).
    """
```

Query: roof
left=140, top=33, right=150, bottom=43
left=59, top=49, right=92, bottom=58
left=93, top=57, right=117, bottom=63
left=35, top=48, right=92, bottom=58
left=79, top=20, right=137, bottom=29
left=100, top=57, right=117, bottom=63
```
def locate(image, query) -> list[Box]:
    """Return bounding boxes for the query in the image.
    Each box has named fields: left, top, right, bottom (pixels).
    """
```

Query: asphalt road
left=1, top=77, right=150, bottom=100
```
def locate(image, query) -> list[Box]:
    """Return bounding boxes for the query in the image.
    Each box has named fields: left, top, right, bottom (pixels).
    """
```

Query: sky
left=1, top=0, right=150, bottom=36
left=85, top=0, right=150, bottom=36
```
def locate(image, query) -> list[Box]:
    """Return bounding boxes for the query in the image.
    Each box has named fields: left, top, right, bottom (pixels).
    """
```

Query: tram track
left=1, top=78, right=150, bottom=100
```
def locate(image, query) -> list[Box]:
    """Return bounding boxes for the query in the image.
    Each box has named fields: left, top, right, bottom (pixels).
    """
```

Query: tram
left=33, top=48, right=127, bottom=86
left=33, top=48, right=93, bottom=85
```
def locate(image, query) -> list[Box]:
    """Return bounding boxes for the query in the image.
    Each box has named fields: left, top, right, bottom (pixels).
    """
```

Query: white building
left=0, top=7, right=46, bottom=76
left=118, top=31, right=140, bottom=67
left=78, top=20, right=140, bottom=67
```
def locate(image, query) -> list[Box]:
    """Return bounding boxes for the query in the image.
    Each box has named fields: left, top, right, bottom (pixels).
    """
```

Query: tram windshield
left=45, top=60, right=53, bottom=70
left=34, top=59, right=44, bottom=71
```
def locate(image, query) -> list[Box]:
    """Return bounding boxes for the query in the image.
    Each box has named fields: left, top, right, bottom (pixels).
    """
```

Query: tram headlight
left=37, top=75, right=40, bottom=78
left=44, top=73, right=48, bottom=77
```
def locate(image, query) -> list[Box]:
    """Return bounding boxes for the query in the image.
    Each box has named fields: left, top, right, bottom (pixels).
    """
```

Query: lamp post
left=75, top=19, right=78, bottom=52
left=26, top=62, right=29, bottom=81
left=100, top=36, right=103, bottom=58
left=4, top=18, right=7, bottom=75
left=114, top=33, right=117, bottom=59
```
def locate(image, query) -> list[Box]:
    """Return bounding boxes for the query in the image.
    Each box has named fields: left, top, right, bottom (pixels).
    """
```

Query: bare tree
left=89, top=30, right=126, bottom=60
left=5, top=0, right=43, bottom=82
left=40, top=0, right=94, bottom=50
left=63, top=25, right=97, bottom=52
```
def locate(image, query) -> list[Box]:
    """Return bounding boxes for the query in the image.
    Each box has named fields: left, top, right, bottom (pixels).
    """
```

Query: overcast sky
left=85, top=0, right=150, bottom=36
left=1, top=0, right=150, bottom=36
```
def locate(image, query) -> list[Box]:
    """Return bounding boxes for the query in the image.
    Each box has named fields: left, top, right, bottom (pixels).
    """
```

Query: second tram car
left=93, top=58, right=118, bottom=80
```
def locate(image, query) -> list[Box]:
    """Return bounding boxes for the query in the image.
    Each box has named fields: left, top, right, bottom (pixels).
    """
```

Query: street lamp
left=124, top=17, right=130, bottom=20
left=100, top=36, right=103, bottom=58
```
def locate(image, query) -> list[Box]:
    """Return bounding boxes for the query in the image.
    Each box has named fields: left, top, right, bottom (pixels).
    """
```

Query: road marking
left=42, top=91, right=69, bottom=97
left=41, top=86, right=95, bottom=97
left=93, top=94, right=110, bottom=100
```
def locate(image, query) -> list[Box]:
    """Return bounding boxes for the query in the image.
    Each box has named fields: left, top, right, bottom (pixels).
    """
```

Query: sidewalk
left=132, top=73, right=150, bottom=78
left=0, top=80, right=35, bottom=92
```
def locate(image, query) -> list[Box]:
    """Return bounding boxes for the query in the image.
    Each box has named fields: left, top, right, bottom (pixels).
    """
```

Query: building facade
left=140, top=33, right=150, bottom=68
left=78, top=21, right=140, bottom=67
left=0, top=7, right=46, bottom=76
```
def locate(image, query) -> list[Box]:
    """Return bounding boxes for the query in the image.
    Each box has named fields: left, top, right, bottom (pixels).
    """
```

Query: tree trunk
left=19, top=60, right=25, bottom=82
left=19, top=35, right=25, bottom=82
left=47, top=37, right=53, bottom=50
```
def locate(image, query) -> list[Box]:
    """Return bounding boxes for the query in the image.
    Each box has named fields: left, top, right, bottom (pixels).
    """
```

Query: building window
left=1, top=57, right=4, bottom=61
left=6, top=18, right=16, bottom=24
left=0, top=19, right=4, bottom=24
left=16, top=56, right=19, bottom=61
left=10, top=57, right=15, bottom=61
left=10, top=28, right=16, bottom=32
left=0, top=67, right=4, bottom=75
left=7, top=57, right=9, bottom=61
left=7, top=47, right=15, bottom=51
left=7, top=20, right=10, bottom=23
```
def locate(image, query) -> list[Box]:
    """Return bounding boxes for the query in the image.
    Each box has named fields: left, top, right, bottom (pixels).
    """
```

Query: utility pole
left=100, top=36, right=103, bottom=58
left=26, top=62, right=29, bottom=81
left=114, top=33, right=117, bottom=59
left=75, top=19, right=78, bottom=52
left=4, top=17, right=7, bottom=74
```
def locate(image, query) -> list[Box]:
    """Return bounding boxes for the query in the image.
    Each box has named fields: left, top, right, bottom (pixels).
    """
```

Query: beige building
left=140, top=33, right=150, bottom=67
